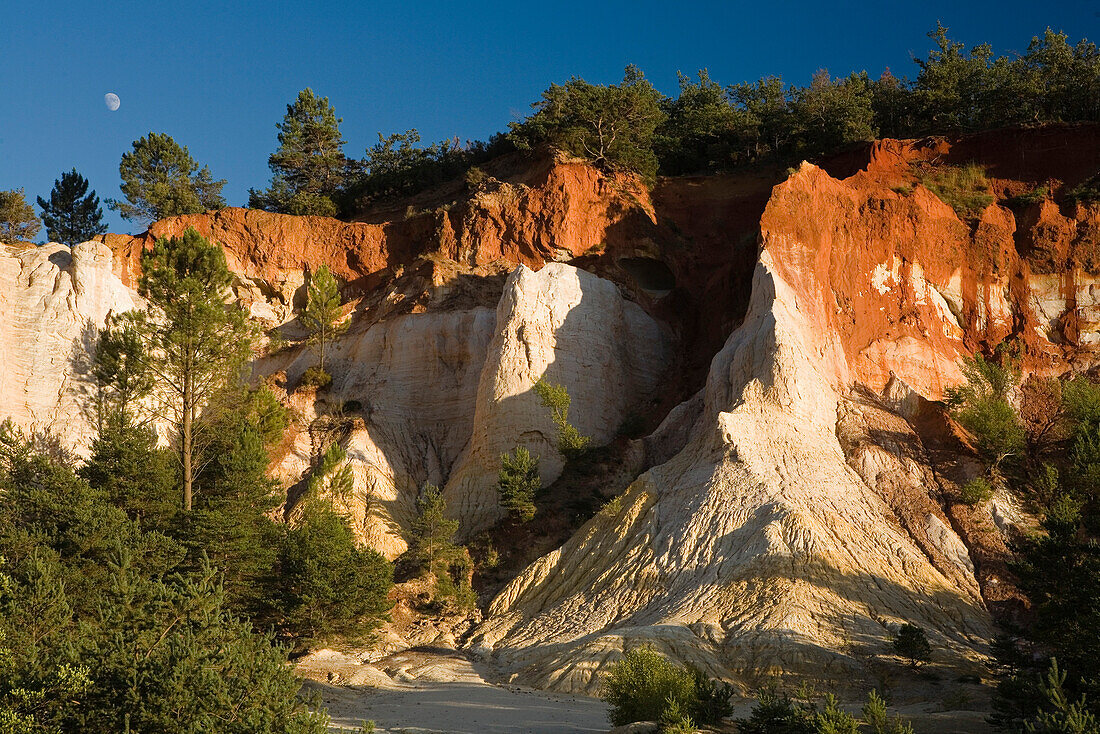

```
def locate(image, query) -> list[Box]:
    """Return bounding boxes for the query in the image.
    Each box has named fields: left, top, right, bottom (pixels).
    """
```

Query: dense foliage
left=346, top=130, right=512, bottom=205
left=107, top=132, right=226, bottom=224
left=497, top=446, right=540, bottom=522
left=510, top=65, right=666, bottom=181
left=0, top=422, right=331, bottom=732
left=36, top=169, right=107, bottom=246
left=600, top=647, right=733, bottom=729
left=511, top=26, right=1100, bottom=179
left=736, top=688, right=913, bottom=734
left=250, top=89, right=347, bottom=216
left=274, top=500, right=392, bottom=647
left=0, top=189, right=41, bottom=244
left=0, top=227, right=396, bottom=728
left=0, top=233, right=395, bottom=727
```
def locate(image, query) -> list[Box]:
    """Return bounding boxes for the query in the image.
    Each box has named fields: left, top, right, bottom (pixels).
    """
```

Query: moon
left=104, top=93, right=120, bottom=111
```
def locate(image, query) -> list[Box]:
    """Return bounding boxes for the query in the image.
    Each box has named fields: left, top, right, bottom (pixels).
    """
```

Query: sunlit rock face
left=470, top=252, right=993, bottom=695
left=0, top=241, right=135, bottom=450
left=443, top=263, right=672, bottom=536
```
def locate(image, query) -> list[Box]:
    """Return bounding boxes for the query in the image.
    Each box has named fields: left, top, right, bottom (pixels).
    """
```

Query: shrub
left=602, top=647, right=698, bottom=726
left=689, top=665, right=735, bottom=724
left=735, top=690, right=819, bottom=734
left=465, top=166, right=488, bottom=189
left=959, top=477, right=995, bottom=506
left=892, top=623, right=932, bottom=667
left=273, top=501, right=393, bottom=647
left=1067, top=173, right=1100, bottom=204
left=1005, top=185, right=1048, bottom=210
left=1022, top=659, right=1100, bottom=734
left=300, top=366, right=332, bottom=389
left=862, top=690, right=914, bottom=734
left=533, top=378, right=591, bottom=461
left=737, top=689, right=911, bottom=734
left=498, top=446, right=540, bottom=522
left=946, top=353, right=1024, bottom=472
left=510, top=65, right=666, bottom=181
left=915, top=163, right=994, bottom=220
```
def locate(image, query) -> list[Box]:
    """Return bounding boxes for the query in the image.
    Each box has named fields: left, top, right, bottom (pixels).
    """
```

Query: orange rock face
left=100, top=125, right=1100, bottom=404
left=763, top=127, right=1100, bottom=398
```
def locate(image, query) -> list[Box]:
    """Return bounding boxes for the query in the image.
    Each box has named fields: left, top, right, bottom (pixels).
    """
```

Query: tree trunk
left=182, top=373, right=193, bottom=511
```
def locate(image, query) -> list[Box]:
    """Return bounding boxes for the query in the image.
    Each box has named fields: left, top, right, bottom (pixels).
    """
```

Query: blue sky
left=3, top=0, right=1099, bottom=235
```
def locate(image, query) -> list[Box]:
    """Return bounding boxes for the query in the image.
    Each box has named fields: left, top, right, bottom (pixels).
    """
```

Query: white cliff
left=0, top=241, right=135, bottom=449
left=443, top=263, right=672, bottom=535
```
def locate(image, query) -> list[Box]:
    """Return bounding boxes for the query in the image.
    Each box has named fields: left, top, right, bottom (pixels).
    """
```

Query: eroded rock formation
left=0, top=241, right=135, bottom=450
left=9, top=125, right=1100, bottom=699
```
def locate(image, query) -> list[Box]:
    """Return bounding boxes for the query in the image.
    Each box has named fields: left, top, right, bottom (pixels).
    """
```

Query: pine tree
left=509, top=66, right=667, bottom=181
left=274, top=499, right=392, bottom=646
left=892, top=623, right=932, bottom=667
left=300, top=264, right=346, bottom=376
left=533, top=379, right=591, bottom=460
left=104, top=227, right=259, bottom=511
left=0, top=188, right=41, bottom=243
left=250, top=89, right=346, bottom=216
left=498, top=446, right=540, bottom=521
left=36, top=169, right=107, bottom=245
left=410, top=483, right=459, bottom=571
left=91, top=311, right=155, bottom=431
left=305, top=443, right=354, bottom=509
left=179, top=419, right=281, bottom=617
left=70, top=554, right=330, bottom=733
left=107, top=133, right=226, bottom=224
left=78, top=421, right=177, bottom=529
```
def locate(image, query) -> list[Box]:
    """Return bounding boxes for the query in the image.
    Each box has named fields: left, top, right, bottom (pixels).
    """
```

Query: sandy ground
left=301, top=648, right=609, bottom=734
left=300, top=647, right=993, bottom=734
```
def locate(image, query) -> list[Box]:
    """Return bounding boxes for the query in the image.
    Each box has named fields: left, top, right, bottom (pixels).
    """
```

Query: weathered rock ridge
left=5, top=125, right=1100, bottom=699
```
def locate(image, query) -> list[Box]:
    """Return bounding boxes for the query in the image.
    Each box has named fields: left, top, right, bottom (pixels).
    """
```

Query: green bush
left=959, top=477, right=995, bottom=506
left=602, top=647, right=699, bottom=726
left=1005, top=185, right=1048, bottom=210
left=601, top=648, right=733, bottom=728
left=498, top=446, right=540, bottom=522
left=892, top=623, right=932, bottom=667
left=510, top=65, right=666, bottom=182
left=300, top=366, right=332, bottom=389
left=946, top=353, right=1025, bottom=472
left=465, top=166, right=488, bottom=189
left=916, top=164, right=994, bottom=220
left=1067, top=173, right=1100, bottom=204
left=273, top=502, right=393, bottom=647
left=533, top=378, right=591, bottom=461
left=737, top=689, right=912, bottom=734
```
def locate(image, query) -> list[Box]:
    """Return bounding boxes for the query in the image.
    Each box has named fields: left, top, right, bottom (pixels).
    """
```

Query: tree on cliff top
left=0, top=188, right=41, bottom=244
left=107, top=132, right=226, bottom=224
left=36, top=169, right=107, bottom=246
left=249, top=89, right=346, bottom=217
left=510, top=65, right=666, bottom=181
